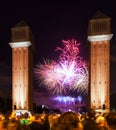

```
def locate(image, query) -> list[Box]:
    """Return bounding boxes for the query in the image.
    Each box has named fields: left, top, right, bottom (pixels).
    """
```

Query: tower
left=9, top=21, right=35, bottom=113
left=87, top=11, right=113, bottom=112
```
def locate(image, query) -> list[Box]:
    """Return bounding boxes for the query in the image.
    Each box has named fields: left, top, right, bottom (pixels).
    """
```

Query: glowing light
left=9, top=41, right=31, bottom=48
left=54, top=96, right=76, bottom=102
left=34, top=39, right=89, bottom=95
left=88, top=34, right=113, bottom=42
left=77, top=96, right=82, bottom=103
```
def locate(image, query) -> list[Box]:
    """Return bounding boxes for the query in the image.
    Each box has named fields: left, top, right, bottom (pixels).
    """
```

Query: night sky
left=0, top=1, right=116, bottom=105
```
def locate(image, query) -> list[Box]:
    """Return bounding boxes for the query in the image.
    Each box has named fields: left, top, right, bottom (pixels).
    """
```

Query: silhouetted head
left=106, top=112, right=116, bottom=128
left=87, top=108, right=96, bottom=118
left=59, top=111, right=79, bottom=129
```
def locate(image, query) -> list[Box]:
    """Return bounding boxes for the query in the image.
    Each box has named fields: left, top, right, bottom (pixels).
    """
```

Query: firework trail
left=34, top=39, right=88, bottom=95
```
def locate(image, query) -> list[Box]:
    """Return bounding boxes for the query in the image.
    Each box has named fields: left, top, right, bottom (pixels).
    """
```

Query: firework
left=34, top=39, right=88, bottom=95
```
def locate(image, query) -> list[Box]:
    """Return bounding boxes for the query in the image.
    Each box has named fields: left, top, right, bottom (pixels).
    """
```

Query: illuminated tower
left=87, top=11, right=113, bottom=112
left=9, top=21, right=35, bottom=113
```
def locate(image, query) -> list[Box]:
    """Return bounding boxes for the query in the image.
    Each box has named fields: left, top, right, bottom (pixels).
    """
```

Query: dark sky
left=0, top=1, right=116, bottom=99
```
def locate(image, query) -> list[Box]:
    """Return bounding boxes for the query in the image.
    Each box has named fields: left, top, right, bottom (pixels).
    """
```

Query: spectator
left=42, top=114, right=50, bottom=130
left=29, top=114, right=43, bottom=130
left=83, top=108, right=98, bottom=130
left=96, top=115, right=108, bottom=130
left=56, top=111, right=83, bottom=130
left=106, top=112, right=116, bottom=130
left=7, top=117, right=21, bottom=130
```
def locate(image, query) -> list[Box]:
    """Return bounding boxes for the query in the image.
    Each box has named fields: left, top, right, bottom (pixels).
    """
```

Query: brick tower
left=87, top=11, right=113, bottom=112
left=9, top=21, right=35, bottom=113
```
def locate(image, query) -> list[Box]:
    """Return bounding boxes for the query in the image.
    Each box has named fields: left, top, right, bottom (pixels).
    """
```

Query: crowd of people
left=0, top=109, right=116, bottom=130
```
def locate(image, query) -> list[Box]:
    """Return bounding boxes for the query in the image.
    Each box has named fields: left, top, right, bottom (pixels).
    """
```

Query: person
left=83, top=108, right=98, bottom=130
left=0, top=114, right=7, bottom=130
left=56, top=111, right=83, bottom=130
left=20, top=112, right=30, bottom=125
left=96, top=115, right=108, bottom=130
left=42, top=114, right=50, bottom=130
left=106, top=112, right=116, bottom=130
left=7, top=117, right=21, bottom=130
left=48, top=113, right=60, bottom=130
left=20, top=112, right=31, bottom=130
left=29, top=114, right=43, bottom=130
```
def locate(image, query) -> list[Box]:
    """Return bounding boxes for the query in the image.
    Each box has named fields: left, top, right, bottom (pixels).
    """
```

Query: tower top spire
left=13, top=20, right=28, bottom=28
left=11, top=20, right=34, bottom=44
left=92, top=10, right=109, bottom=20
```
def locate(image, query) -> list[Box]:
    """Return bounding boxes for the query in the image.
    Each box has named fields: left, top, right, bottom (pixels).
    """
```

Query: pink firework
left=34, top=39, right=88, bottom=95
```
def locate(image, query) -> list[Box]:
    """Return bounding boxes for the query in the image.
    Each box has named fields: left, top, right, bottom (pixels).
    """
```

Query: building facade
left=9, top=21, right=35, bottom=113
left=88, top=11, right=113, bottom=112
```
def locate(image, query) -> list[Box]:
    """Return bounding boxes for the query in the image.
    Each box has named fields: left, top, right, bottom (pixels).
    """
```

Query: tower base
left=13, top=109, right=31, bottom=116
left=95, top=108, right=110, bottom=113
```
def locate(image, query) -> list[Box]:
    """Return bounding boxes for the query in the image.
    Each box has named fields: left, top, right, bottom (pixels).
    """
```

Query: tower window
left=92, top=21, right=108, bottom=34
left=12, top=30, right=27, bottom=41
